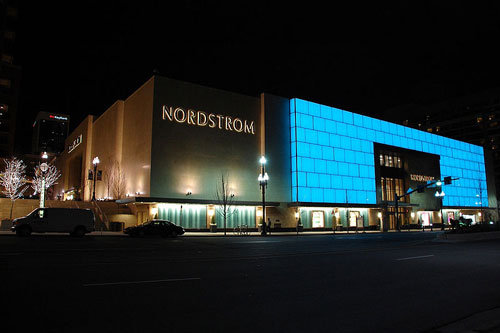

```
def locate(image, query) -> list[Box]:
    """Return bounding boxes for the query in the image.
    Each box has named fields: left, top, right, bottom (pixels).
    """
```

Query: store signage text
left=162, top=105, right=255, bottom=135
left=68, top=134, right=82, bottom=153
left=49, top=114, right=68, bottom=121
left=410, top=174, right=435, bottom=182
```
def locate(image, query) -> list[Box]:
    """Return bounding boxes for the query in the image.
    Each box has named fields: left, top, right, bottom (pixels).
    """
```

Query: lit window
left=7, top=7, right=18, bottom=18
left=0, top=78, right=11, bottom=89
left=3, top=31, right=15, bottom=40
left=1, top=54, right=13, bottom=64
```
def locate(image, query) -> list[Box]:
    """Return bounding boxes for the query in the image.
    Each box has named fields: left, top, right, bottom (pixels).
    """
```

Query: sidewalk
left=2, top=229, right=500, bottom=240
left=0, top=230, right=382, bottom=237
left=436, top=230, right=500, bottom=242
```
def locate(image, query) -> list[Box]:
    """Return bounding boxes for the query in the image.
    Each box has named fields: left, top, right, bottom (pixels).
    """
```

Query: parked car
left=11, top=208, right=95, bottom=237
left=124, top=220, right=185, bottom=237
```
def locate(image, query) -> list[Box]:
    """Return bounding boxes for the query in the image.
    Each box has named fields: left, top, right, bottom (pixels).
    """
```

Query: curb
left=436, top=230, right=500, bottom=242
left=430, top=307, right=500, bottom=332
left=0, top=230, right=439, bottom=237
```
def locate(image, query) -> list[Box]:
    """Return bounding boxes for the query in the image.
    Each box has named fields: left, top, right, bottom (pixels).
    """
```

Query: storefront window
left=380, top=152, right=403, bottom=169
left=381, top=177, right=406, bottom=201
left=311, top=211, right=324, bottom=228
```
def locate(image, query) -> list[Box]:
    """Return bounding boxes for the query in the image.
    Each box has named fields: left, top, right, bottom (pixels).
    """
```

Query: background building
left=0, top=0, right=20, bottom=157
left=31, top=111, right=69, bottom=154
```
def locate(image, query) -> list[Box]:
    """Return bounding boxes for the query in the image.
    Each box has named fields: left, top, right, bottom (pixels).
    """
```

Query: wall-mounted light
left=207, top=206, right=215, bottom=217
left=377, top=212, right=382, bottom=219
left=478, top=212, right=482, bottom=217
left=150, top=207, right=158, bottom=218
left=411, top=212, right=415, bottom=218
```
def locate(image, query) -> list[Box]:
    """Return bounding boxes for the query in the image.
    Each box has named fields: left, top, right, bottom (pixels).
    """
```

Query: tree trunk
left=9, top=200, right=14, bottom=220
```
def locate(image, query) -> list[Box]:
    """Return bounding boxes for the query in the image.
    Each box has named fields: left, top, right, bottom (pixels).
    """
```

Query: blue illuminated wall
left=290, top=98, right=488, bottom=207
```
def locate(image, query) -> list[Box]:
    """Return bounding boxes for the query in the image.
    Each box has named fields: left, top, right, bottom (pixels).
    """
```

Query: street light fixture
left=435, top=189, right=445, bottom=230
left=92, top=156, right=100, bottom=201
left=258, top=156, right=269, bottom=235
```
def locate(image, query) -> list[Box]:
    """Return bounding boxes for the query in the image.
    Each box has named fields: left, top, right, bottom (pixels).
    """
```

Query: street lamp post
left=435, top=188, right=445, bottom=230
left=92, top=157, right=100, bottom=201
left=39, top=162, right=48, bottom=208
left=258, top=156, right=269, bottom=235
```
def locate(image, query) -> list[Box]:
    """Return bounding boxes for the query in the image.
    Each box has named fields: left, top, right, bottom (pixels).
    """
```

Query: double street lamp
left=258, top=156, right=269, bottom=234
left=92, top=156, right=100, bottom=201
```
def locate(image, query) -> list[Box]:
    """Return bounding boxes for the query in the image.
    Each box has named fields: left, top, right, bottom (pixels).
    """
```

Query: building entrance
left=387, top=207, right=408, bottom=230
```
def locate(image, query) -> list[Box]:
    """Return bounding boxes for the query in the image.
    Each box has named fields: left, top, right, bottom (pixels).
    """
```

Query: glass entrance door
left=421, top=212, right=431, bottom=226
left=349, top=211, right=360, bottom=227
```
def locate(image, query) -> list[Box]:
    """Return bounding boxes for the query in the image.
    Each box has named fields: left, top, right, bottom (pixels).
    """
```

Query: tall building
left=32, top=111, right=70, bottom=154
left=0, top=0, right=21, bottom=157
left=384, top=88, right=500, bottom=199
left=53, top=76, right=497, bottom=230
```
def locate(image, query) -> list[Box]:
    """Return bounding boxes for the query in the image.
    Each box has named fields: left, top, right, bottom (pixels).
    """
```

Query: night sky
left=14, top=1, right=500, bottom=153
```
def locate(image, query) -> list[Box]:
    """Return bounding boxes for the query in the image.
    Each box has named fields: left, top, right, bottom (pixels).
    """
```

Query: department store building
left=53, top=76, right=498, bottom=230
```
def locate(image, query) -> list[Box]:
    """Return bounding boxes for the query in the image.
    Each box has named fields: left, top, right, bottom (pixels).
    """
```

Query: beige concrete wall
left=54, top=77, right=153, bottom=201
left=91, top=101, right=124, bottom=199
left=0, top=198, right=133, bottom=222
left=53, top=116, right=94, bottom=201
left=266, top=205, right=296, bottom=228
left=108, top=214, right=136, bottom=228
left=121, top=77, right=154, bottom=197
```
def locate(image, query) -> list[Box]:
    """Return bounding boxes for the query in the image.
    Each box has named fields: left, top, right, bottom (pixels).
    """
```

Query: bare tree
left=31, top=163, right=61, bottom=196
left=110, top=160, right=126, bottom=199
left=103, top=158, right=114, bottom=199
left=215, top=172, right=237, bottom=235
left=0, top=157, right=28, bottom=220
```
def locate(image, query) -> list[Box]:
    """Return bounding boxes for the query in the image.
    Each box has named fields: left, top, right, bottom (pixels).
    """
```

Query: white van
left=11, top=208, right=95, bottom=237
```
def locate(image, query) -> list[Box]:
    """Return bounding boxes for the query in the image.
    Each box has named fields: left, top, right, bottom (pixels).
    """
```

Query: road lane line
left=396, top=255, right=434, bottom=261
left=240, top=241, right=281, bottom=244
left=83, top=277, right=201, bottom=287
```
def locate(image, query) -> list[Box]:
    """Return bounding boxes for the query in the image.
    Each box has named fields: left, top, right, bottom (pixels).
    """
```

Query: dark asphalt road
left=1, top=232, right=499, bottom=333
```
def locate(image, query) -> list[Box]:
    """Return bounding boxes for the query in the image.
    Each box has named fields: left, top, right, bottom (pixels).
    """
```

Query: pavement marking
left=240, top=240, right=282, bottom=244
left=396, top=254, right=434, bottom=261
left=83, top=277, right=201, bottom=287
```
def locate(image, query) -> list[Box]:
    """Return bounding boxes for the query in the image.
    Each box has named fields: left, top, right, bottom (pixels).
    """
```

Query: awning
left=116, top=196, right=281, bottom=207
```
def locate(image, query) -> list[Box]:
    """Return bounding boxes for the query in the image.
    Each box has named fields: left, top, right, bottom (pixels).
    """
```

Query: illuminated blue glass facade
left=290, top=98, right=487, bottom=207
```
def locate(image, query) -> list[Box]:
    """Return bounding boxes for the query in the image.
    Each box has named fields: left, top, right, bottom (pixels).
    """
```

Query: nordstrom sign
left=162, top=105, right=255, bottom=135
